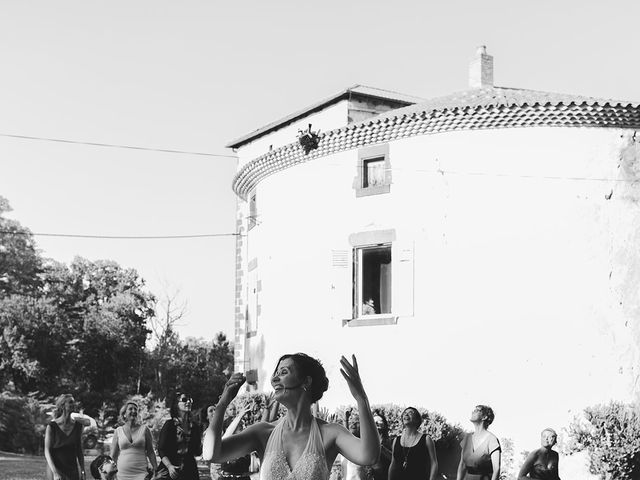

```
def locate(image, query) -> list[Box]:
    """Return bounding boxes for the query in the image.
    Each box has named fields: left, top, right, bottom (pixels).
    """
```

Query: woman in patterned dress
left=156, top=392, right=203, bottom=480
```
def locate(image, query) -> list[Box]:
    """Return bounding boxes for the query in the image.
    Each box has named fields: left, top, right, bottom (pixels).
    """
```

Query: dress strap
left=306, top=417, right=324, bottom=455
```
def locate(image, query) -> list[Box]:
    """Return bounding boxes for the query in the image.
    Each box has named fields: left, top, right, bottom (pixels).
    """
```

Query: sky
left=1, top=0, right=638, bottom=341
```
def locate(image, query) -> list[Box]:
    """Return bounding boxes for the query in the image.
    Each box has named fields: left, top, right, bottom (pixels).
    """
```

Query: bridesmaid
left=457, top=405, right=501, bottom=480
left=111, top=401, right=157, bottom=480
left=156, top=392, right=202, bottom=480
left=44, top=394, right=87, bottom=480
left=388, top=407, right=438, bottom=480
left=517, top=428, right=561, bottom=480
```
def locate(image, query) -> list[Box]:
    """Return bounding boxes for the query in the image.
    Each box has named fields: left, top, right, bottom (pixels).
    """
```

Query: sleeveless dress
left=460, top=433, right=501, bottom=480
left=260, top=417, right=329, bottom=480
left=530, top=461, right=559, bottom=480
left=114, top=425, right=151, bottom=480
left=45, top=421, right=84, bottom=480
left=388, top=434, right=430, bottom=480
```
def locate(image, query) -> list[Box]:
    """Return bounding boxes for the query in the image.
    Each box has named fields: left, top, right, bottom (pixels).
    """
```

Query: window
left=354, top=244, right=392, bottom=318
left=248, top=192, right=257, bottom=230
left=355, top=144, right=391, bottom=197
left=363, top=157, right=386, bottom=187
left=331, top=229, right=413, bottom=327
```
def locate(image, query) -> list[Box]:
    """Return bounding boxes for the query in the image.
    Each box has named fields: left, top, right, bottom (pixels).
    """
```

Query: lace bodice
left=260, top=417, right=329, bottom=480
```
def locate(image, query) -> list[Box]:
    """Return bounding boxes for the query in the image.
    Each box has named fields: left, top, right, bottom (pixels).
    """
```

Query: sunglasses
left=179, top=396, right=193, bottom=403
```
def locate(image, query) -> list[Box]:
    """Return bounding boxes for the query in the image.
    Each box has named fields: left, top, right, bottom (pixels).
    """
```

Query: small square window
left=354, top=244, right=392, bottom=318
left=355, top=144, right=391, bottom=197
left=363, top=157, right=386, bottom=188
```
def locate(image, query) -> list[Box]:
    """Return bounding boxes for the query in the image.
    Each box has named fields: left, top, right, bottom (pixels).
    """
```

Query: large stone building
left=226, top=48, right=640, bottom=449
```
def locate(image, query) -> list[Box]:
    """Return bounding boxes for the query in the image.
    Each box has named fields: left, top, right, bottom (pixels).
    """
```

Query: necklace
left=401, top=431, right=420, bottom=469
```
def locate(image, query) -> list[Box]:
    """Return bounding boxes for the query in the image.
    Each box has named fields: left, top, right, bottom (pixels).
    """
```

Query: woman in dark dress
left=44, top=394, right=86, bottom=480
left=156, top=392, right=202, bottom=480
left=517, top=428, right=561, bottom=480
left=457, top=405, right=501, bottom=480
left=369, top=411, right=392, bottom=480
left=388, top=407, right=438, bottom=480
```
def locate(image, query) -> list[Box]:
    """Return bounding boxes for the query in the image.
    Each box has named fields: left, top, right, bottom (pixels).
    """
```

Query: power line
left=0, top=230, right=241, bottom=239
left=0, top=133, right=238, bottom=158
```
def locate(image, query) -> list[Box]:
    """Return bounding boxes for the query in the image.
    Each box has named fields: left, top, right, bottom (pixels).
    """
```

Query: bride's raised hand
left=339, top=355, right=368, bottom=402
left=220, top=372, right=246, bottom=405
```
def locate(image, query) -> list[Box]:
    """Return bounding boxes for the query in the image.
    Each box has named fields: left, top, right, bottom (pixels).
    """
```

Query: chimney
left=469, top=46, right=493, bottom=88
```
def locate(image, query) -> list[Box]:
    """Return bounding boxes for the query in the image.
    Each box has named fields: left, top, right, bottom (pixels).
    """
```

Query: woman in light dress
left=204, top=353, right=380, bottom=480
left=111, top=401, right=157, bottom=480
left=457, top=405, right=501, bottom=480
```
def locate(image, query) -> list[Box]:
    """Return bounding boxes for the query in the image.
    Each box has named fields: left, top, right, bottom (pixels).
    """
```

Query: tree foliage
left=0, top=196, right=42, bottom=295
left=566, top=401, right=640, bottom=480
left=0, top=194, right=234, bottom=425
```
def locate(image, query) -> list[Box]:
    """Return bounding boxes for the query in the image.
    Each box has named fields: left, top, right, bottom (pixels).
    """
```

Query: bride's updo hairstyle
left=275, top=353, right=329, bottom=402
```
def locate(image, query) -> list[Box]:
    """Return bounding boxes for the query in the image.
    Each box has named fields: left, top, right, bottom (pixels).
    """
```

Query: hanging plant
left=297, top=124, right=321, bottom=154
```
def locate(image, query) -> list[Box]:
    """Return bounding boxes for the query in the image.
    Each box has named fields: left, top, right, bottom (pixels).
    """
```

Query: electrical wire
left=0, top=230, right=241, bottom=239
left=0, top=133, right=237, bottom=159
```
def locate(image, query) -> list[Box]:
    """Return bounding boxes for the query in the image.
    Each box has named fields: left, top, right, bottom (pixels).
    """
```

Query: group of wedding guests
left=44, top=353, right=561, bottom=480
left=44, top=392, right=202, bottom=480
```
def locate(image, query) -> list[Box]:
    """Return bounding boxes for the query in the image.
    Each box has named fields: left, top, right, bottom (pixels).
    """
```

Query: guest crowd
left=44, top=353, right=560, bottom=480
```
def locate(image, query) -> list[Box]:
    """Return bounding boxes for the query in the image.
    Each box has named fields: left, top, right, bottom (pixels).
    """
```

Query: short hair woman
left=517, top=428, right=561, bottom=480
left=457, top=405, right=501, bottom=480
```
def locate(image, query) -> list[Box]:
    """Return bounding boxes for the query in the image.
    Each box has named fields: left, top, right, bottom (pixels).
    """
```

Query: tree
left=42, top=257, right=155, bottom=413
left=144, top=331, right=233, bottom=408
left=0, top=196, right=42, bottom=296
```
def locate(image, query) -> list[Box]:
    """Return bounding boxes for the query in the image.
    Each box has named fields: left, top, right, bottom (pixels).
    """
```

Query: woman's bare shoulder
left=246, top=420, right=278, bottom=436
left=317, top=418, right=347, bottom=438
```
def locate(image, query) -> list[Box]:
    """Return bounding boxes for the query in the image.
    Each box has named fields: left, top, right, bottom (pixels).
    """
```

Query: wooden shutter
left=330, top=249, right=353, bottom=322
left=392, top=241, right=415, bottom=317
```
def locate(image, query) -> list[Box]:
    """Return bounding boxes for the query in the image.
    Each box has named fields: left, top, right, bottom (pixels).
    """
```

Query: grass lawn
left=0, top=451, right=98, bottom=480
left=0, top=451, right=212, bottom=480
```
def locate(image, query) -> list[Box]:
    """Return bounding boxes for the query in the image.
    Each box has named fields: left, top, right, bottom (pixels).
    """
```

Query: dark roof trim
left=231, top=86, right=640, bottom=199
left=225, top=85, right=423, bottom=149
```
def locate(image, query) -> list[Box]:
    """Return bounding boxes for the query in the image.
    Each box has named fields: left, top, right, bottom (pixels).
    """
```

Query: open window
left=331, top=229, right=412, bottom=327
left=354, top=244, right=392, bottom=317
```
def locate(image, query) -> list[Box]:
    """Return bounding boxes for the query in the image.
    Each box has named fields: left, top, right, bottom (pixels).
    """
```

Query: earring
left=303, top=386, right=308, bottom=392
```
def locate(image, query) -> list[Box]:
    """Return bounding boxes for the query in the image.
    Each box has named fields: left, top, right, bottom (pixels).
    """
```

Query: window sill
left=355, top=184, right=391, bottom=198
left=342, top=315, right=398, bottom=327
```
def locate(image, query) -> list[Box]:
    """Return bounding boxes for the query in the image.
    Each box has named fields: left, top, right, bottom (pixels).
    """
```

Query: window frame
left=345, top=229, right=398, bottom=327
left=355, top=144, right=391, bottom=197
left=353, top=243, right=392, bottom=319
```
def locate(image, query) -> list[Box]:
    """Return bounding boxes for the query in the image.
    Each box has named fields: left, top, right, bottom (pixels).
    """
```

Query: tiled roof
left=225, top=84, right=424, bottom=149
left=232, top=86, right=640, bottom=199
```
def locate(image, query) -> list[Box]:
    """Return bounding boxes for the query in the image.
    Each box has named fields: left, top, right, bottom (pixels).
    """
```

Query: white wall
left=241, top=126, right=640, bottom=451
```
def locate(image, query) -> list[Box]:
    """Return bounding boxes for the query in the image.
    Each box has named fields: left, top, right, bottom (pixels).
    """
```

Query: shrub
left=334, top=403, right=464, bottom=479
left=0, top=392, right=44, bottom=453
left=566, top=401, right=640, bottom=480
